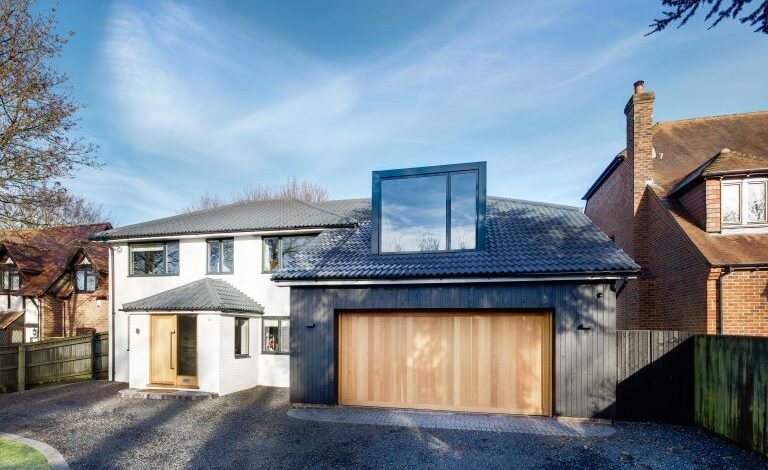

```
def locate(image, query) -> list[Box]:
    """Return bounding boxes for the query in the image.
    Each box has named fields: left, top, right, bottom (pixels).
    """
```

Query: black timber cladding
left=289, top=281, right=617, bottom=419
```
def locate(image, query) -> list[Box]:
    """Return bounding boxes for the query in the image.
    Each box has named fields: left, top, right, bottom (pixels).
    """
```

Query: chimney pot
left=633, top=80, right=644, bottom=94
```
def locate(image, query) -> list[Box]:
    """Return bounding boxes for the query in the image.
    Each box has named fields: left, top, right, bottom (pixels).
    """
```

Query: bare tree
left=181, top=191, right=224, bottom=213
left=235, top=177, right=329, bottom=205
left=649, top=0, right=768, bottom=34
left=7, top=190, right=112, bottom=227
left=181, top=178, right=329, bottom=213
left=0, top=0, right=100, bottom=229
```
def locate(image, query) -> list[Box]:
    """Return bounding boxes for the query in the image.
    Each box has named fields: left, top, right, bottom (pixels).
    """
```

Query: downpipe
left=716, top=266, right=733, bottom=336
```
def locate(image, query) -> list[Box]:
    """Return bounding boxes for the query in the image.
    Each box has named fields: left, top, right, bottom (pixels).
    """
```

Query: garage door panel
left=339, top=312, right=552, bottom=415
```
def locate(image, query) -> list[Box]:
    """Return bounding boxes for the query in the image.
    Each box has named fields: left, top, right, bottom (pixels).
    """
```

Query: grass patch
left=0, top=438, right=50, bottom=470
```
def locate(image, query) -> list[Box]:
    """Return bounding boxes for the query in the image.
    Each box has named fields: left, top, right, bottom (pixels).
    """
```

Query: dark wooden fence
left=617, top=330, right=695, bottom=423
left=0, top=333, right=108, bottom=393
left=695, top=335, right=768, bottom=456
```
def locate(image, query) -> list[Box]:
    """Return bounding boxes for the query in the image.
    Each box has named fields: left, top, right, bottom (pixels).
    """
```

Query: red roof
left=0, top=224, right=111, bottom=296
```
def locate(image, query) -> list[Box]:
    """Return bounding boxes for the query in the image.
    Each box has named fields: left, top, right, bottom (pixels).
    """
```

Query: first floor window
left=747, top=182, right=767, bottom=223
left=722, top=183, right=741, bottom=224
left=130, top=241, right=179, bottom=276
left=75, top=265, right=96, bottom=292
left=1, top=267, right=20, bottom=291
left=721, top=179, right=768, bottom=227
left=207, top=238, right=234, bottom=274
left=263, top=317, right=289, bottom=353
left=262, top=236, right=316, bottom=272
left=235, top=317, right=249, bottom=356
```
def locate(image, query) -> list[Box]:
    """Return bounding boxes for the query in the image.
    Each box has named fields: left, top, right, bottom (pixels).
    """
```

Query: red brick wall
left=585, top=158, right=636, bottom=327
left=705, top=178, right=721, bottom=233
left=718, top=270, right=768, bottom=336
left=40, top=271, right=108, bottom=337
left=644, top=192, right=712, bottom=331
left=678, top=181, right=706, bottom=229
left=41, top=297, right=64, bottom=337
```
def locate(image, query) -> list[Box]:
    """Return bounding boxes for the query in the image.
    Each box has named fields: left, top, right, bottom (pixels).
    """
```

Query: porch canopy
left=121, top=278, right=264, bottom=315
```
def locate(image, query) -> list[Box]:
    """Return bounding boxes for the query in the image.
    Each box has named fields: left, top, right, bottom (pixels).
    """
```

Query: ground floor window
left=263, top=317, right=289, bottom=354
left=177, top=316, right=197, bottom=376
left=235, top=317, right=249, bottom=356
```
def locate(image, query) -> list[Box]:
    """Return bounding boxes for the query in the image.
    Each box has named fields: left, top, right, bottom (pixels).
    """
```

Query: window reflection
left=747, top=182, right=767, bottom=223
left=381, top=175, right=447, bottom=252
left=722, top=184, right=741, bottom=224
left=450, top=172, right=477, bottom=250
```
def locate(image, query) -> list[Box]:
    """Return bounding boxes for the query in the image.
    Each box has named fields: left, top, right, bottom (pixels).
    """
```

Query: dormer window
left=75, top=259, right=96, bottom=292
left=722, top=178, right=768, bottom=227
left=371, top=162, right=486, bottom=253
left=1, top=259, right=21, bottom=292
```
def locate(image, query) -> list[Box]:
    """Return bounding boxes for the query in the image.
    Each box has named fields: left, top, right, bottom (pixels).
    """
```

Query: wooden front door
left=338, top=311, right=553, bottom=415
left=150, top=315, right=177, bottom=385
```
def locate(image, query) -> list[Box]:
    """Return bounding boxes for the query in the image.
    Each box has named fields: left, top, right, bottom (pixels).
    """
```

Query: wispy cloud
left=93, top=0, right=767, bottom=224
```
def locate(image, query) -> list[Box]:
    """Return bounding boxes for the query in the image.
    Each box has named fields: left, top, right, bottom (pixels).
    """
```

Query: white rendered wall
left=218, top=315, right=259, bottom=395
left=128, top=314, right=150, bottom=389
left=24, top=299, right=39, bottom=342
left=197, top=314, right=221, bottom=394
left=0, top=294, right=24, bottom=312
left=111, top=234, right=293, bottom=391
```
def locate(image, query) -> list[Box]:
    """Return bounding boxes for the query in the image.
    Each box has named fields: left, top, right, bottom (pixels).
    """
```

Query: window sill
left=261, top=351, right=290, bottom=355
left=206, top=271, right=234, bottom=276
left=234, top=354, right=251, bottom=359
left=127, top=273, right=180, bottom=278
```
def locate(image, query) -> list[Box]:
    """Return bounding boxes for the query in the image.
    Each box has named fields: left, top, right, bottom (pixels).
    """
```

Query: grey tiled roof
left=92, top=199, right=359, bottom=240
left=272, top=197, right=639, bottom=281
left=121, top=278, right=265, bottom=313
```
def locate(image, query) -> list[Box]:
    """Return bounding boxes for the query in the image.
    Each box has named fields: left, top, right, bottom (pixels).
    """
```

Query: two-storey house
left=99, top=161, right=639, bottom=420
left=584, top=81, right=768, bottom=335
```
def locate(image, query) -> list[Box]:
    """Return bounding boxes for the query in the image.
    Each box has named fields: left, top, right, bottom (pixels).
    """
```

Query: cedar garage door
left=338, top=311, right=552, bottom=415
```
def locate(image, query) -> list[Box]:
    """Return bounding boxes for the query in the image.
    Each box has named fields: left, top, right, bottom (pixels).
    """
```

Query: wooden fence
left=695, top=335, right=768, bottom=456
left=617, top=330, right=695, bottom=423
left=0, top=333, right=108, bottom=393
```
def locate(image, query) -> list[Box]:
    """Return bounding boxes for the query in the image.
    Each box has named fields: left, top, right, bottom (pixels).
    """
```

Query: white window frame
left=721, top=177, right=768, bottom=228
left=262, top=317, right=290, bottom=354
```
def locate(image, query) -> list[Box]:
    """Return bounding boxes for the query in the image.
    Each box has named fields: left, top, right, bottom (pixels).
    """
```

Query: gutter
left=274, top=273, right=639, bottom=287
left=93, top=226, right=350, bottom=243
left=582, top=153, right=625, bottom=201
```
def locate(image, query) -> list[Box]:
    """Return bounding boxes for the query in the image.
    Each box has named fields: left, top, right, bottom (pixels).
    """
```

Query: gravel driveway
left=0, top=382, right=764, bottom=469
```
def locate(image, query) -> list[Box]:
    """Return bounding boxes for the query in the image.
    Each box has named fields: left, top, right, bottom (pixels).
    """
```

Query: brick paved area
left=288, top=407, right=616, bottom=437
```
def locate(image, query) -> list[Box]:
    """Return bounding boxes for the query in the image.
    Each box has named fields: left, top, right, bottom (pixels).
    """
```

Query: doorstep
left=118, top=388, right=217, bottom=401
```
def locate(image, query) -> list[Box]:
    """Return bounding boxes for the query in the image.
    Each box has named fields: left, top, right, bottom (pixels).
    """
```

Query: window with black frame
left=261, top=235, right=315, bottom=272
left=207, top=238, right=234, bottom=274
left=263, top=317, right=289, bottom=353
left=0, top=264, right=21, bottom=292
left=129, top=241, right=180, bottom=276
left=75, top=263, right=96, bottom=292
left=234, top=317, right=249, bottom=356
left=372, top=162, right=486, bottom=254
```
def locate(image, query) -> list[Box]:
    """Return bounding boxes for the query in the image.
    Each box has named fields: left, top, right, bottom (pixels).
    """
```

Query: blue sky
left=48, top=0, right=768, bottom=225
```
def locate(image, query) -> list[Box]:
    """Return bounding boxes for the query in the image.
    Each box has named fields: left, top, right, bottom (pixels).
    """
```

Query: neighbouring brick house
left=584, top=80, right=768, bottom=335
left=0, top=224, right=111, bottom=344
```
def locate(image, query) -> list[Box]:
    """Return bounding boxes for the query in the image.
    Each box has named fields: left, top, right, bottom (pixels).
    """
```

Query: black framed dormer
left=371, top=162, right=487, bottom=254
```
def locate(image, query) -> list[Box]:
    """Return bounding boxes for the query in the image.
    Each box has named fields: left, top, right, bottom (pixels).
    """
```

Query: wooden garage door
left=339, top=312, right=552, bottom=415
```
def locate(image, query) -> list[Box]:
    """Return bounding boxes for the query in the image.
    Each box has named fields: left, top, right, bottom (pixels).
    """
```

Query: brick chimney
left=625, top=80, right=655, bottom=217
